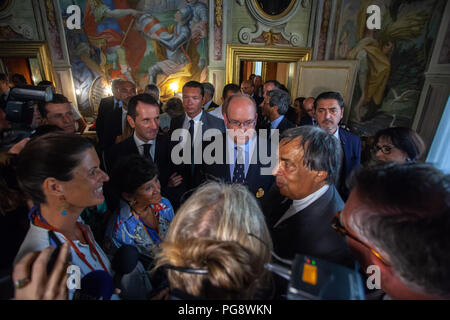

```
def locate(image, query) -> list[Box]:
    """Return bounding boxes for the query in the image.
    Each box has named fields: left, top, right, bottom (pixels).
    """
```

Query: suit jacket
left=284, top=106, right=298, bottom=125
left=169, top=111, right=226, bottom=192
left=200, top=133, right=275, bottom=203
left=299, top=115, right=314, bottom=126
left=263, top=184, right=354, bottom=268
left=338, top=128, right=361, bottom=200
left=96, top=96, right=122, bottom=153
left=275, top=116, right=296, bottom=135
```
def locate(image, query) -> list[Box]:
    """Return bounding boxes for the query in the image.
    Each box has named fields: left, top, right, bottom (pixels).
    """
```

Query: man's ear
left=42, top=177, right=64, bottom=197
left=127, top=115, right=136, bottom=129
left=315, top=171, right=328, bottom=183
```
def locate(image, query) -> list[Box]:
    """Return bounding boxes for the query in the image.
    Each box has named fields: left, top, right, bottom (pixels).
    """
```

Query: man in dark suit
left=262, top=88, right=296, bottom=136
left=241, top=79, right=263, bottom=107
left=298, top=97, right=317, bottom=126
left=263, top=126, right=354, bottom=269
left=200, top=94, right=275, bottom=203
left=314, top=91, right=361, bottom=200
left=202, top=82, right=219, bottom=112
left=169, top=81, right=225, bottom=193
left=105, top=94, right=182, bottom=210
left=96, top=79, right=127, bottom=154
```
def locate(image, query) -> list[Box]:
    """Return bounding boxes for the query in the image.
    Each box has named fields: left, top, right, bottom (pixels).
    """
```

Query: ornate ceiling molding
left=237, top=0, right=307, bottom=46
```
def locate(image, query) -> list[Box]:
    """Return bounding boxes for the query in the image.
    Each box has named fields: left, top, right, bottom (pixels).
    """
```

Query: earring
left=130, top=199, right=137, bottom=208
left=59, top=196, right=68, bottom=216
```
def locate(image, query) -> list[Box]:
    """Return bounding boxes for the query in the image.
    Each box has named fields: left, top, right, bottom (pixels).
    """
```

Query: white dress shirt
left=274, top=184, right=330, bottom=227
left=133, top=131, right=156, bottom=160
left=181, top=111, right=203, bottom=146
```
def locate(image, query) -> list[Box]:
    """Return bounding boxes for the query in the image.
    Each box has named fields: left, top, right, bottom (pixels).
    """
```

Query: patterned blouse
left=110, top=198, right=174, bottom=260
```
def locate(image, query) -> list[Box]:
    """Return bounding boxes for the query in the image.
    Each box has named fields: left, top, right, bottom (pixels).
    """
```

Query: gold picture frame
left=292, top=60, right=359, bottom=124
left=226, top=44, right=312, bottom=99
left=0, top=40, right=55, bottom=85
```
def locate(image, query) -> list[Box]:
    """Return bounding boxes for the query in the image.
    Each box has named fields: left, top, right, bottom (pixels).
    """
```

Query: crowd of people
left=0, top=72, right=448, bottom=300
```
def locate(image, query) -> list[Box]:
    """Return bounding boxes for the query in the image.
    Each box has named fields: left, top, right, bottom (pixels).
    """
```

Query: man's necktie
left=143, top=143, right=153, bottom=161
left=232, top=146, right=246, bottom=184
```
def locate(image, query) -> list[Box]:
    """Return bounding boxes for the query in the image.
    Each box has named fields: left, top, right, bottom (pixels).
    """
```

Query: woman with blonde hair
left=154, top=181, right=273, bottom=299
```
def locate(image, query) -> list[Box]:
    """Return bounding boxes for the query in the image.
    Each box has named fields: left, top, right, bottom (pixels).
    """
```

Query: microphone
left=111, top=245, right=139, bottom=289
left=73, top=270, right=114, bottom=300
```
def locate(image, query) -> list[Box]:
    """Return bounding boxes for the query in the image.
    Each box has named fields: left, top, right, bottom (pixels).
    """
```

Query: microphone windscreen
left=79, top=270, right=114, bottom=300
left=112, top=245, right=139, bottom=275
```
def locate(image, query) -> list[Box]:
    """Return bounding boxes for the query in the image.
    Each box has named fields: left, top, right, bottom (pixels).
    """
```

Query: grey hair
left=347, top=163, right=450, bottom=298
left=202, top=82, right=215, bottom=98
left=223, top=94, right=256, bottom=119
left=280, top=126, right=342, bottom=185
left=267, top=89, right=290, bottom=115
left=145, top=84, right=160, bottom=101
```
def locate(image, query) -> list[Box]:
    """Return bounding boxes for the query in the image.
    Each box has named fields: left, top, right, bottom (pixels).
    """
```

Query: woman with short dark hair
left=105, top=154, right=174, bottom=265
left=14, top=132, right=111, bottom=298
left=374, top=127, right=426, bottom=163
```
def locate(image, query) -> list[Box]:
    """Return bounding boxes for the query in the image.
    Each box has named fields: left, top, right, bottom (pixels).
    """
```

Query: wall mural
left=59, top=0, right=209, bottom=115
left=335, top=0, right=445, bottom=136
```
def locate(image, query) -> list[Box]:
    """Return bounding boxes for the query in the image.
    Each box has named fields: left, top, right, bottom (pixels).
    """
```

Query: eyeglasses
left=374, top=144, right=393, bottom=155
left=331, top=211, right=390, bottom=265
left=227, top=118, right=256, bottom=128
left=118, top=88, right=136, bottom=94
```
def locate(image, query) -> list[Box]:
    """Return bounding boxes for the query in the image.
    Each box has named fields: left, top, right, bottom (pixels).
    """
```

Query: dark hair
left=294, top=97, right=305, bottom=106
left=264, top=80, right=281, bottom=89
left=145, top=84, right=160, bottom=100
left=11, top=73, right=27, bottom=85
left=39, top=94, right=70, bottom=118
left=374, top=127, right=425, bottom=161
left=202, top=82, right=214, bottom=97
left=183, top=81, right=204, bottom=97
left=349, top=163, right=450, bottom=298
left=127, top=93, right=159, bottom=120
left=222, top=84, right=240, bottom=100
left=267, top=89, right=290, bottom=115
left=281, top=126, right=342, bottom=185
left=0, top=73, right=9, bottom=82
left=223, top=94, right=256, bottom=119
left=37, top=80, right=53, bottom=87
left=163, top=97, right=184, bottom=118
left=111, top=154, right=159, bottom=196
left=16, top=132, right=94, bottom=204
left=314, top=91, right=344, bottom=110
left=0, top=153, right=22, bottom=214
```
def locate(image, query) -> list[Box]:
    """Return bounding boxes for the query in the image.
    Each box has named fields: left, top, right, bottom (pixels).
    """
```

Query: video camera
left=3, top=85, right=53, bottom=126
left=266, top=253, right=366, bottom=300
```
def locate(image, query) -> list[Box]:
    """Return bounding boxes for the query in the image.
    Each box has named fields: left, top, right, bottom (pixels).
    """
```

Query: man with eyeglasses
left=335, top=163, right=450, bottom=299
left=263, top=126, right=354, bottom=267
left=200, top=94, right=275, bottom=202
